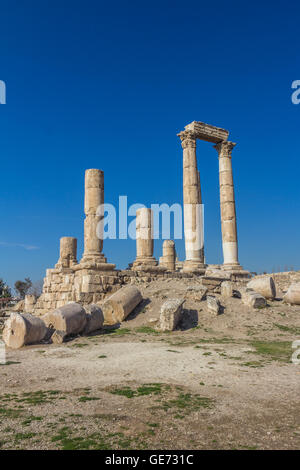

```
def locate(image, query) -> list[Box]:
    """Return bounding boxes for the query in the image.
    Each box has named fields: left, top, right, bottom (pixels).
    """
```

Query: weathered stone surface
left=158, top=298, right=185, bottom=332
left=221, top=281, right=233, bottom=298
left=247, top=276, right=276, bottom=300
left=51, top=330, right=67, bottom=344
left=133, top=208, right=158, bottom=270
left=3, top=313, right=48, bottom=349
left=205, top=268, right=231, bottom=280
left=183, top=121, right=229, bottom=144
left=214, top=141, right=242, bottom=270
left=24, top=294, right=37, bottom=313
left=178, top=129, right=205, bottom=272
left=102, top=285, right=143, bottom=325
left=202, top=278, right=222, bottom=287
left=186, top=286, right=207, bottom=301
left=206, top=296, right=222, bottom=314
left=56, top=237, right=77, bottom=268
left=12, top=300, right=24, bottom=312
left=43, top=302, right=87, bottom=335
left=83, top=304, right=104, bottom=334
left=160, top=240, right=176, bottom=271
left=241, top=289, right=267, bottom=308
left=283, top=283, right=300, bottom=305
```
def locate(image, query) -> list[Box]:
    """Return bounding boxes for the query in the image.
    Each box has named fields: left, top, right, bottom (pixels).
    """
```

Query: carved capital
left=178, top=130, right=197, bottom=149
left=214, top=141, right=236, bottom=158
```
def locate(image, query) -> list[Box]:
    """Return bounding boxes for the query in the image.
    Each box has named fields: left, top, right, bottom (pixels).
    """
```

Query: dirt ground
left=0, top=277, right=300, bottom=450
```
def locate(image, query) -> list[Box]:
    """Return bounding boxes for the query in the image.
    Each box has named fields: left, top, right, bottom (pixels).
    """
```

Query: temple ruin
left=32, top=120, right=249, bottom=315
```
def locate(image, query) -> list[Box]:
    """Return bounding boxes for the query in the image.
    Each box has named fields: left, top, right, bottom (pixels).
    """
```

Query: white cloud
left=0, top=242, right=39, bottom=251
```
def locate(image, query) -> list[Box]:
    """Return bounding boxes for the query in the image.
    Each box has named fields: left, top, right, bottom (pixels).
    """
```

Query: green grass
left=241, top=361, right=264, bottom=368
left=110, top=383, right=164, bottom=399
left=0, top=361, right=21, bottom=366
left=135, top=326, right=159, bottom=334
left=21, top=416, right=43, bottom=426
left=51, top=427, right=110, bottom=450
left=161, top=393, right=214, bottom=414
left=78, top=396, right=100, bottom=402
left=250, top=340, right=292, bottom=363
left=0, top=407, right=23, bottom=418
left=98, top=355, right=107, bottom=358
left=14, top=432, right=37, bottom=442
left=273, top=323, right=300, bottom=335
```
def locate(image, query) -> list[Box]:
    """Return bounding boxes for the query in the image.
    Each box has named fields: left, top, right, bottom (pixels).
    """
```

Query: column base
left=222, top=263, right=243, bottom=271
left=132, top=256, right=158, bottom=269
left=78, top=252, right=116, bottom=271
left=183, top=260, right=206, bottom=274
left=222, top=264, right=251, bottom=280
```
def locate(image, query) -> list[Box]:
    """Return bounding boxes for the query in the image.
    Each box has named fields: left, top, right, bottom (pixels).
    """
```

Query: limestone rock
left=24, top=294, right=37, bottom=313
left=51, top=330, right=67, bottom=344
left=3, top=313, right=48, bottom=349
left=102, top=285, right=143, bottom=325
left=186, top=286, right=207, bottom=301
left=241, top=289, right=267, bottom=308
left=283, top=283, right=300, bottom=305
left=247, top=276, right=276, bottom=300
left=43, top=302, right=87, bottom=335
left=205, top=268, right=231, bottom=280
left=12, top=300, right=24, bottom=312
left=158, top=298, right=185, bottom=332
left=206, top=296, right=222, bottom=314
left=160, top=240, right=176, bottom=271
left=221, top=281, right=233, bottom=298
left=83, top=304, right=104, bottom=334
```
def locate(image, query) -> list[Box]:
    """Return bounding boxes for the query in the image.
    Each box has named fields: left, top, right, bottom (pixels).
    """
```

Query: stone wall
left=32, top=266, right=249, bottom=315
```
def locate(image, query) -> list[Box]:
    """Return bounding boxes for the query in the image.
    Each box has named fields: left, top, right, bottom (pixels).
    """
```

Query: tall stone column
left=132, top=208, right=158, bottom=269
left=178, top=130, right=205, bottom=273
left=56, top=237, right=77, bottom=268
left=214, top=141, right=241, bottom=270
left=80, top=169, right=105, bottom=264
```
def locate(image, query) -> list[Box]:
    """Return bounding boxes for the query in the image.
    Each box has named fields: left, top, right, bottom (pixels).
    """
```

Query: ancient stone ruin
left=3, top=121, right=300, bottom=350
left=30, top=120, right=251, bottom=316
left=178, top=121, right=248, bottom=275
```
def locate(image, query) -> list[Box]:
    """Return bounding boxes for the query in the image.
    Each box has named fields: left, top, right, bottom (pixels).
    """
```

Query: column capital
left=214, top=141, right=236, bottom=158
left=177, top=130, right=197, bottom=149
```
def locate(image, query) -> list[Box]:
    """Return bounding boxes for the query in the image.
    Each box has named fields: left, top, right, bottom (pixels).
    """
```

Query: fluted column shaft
left=81, top=169, right=105, bottom=263
left=178, top=131, right=205, bottom=270
left=56, top=237, right=77, bottom=268
left=214, top=141, right=240, bottom=267
left=133, top=208, right=158, bottom=268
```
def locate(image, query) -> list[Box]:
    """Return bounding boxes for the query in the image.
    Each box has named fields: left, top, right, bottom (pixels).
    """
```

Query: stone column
left=178, top=130, right=205, bottom=273
left=56, top=237, right=77, bottom=268
left=133, top=208, right=157, bottom=268
left=160, top=240, right=176, bottom=271
left=81, top=169, right=106, bottom=265
left=214, top=141, right=241, bottom=269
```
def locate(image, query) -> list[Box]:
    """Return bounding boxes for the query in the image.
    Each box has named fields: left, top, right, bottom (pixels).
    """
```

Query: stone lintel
left=183, top=121, right=229, bottom=144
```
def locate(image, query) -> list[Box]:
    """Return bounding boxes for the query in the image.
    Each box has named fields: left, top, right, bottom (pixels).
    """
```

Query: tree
left=14, top=278, right=32, bottom=299
left=0, top=279, right=11, bottom=298
left=28, top=280, right=43, bottom=297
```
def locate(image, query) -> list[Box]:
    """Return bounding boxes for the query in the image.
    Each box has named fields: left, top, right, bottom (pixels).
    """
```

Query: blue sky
left=0, top=0, right=299, bottom=289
